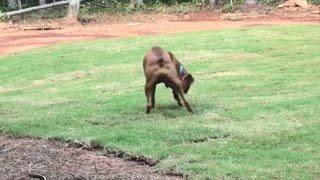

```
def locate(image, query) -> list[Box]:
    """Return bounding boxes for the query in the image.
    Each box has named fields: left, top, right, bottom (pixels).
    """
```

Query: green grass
left=1, top=26, right=320, bottom=179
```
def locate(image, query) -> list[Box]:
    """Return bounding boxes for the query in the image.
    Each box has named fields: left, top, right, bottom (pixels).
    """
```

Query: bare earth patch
left=0, top=135, right=182, bottom=180
left=0, top=10, right=319, bottom=55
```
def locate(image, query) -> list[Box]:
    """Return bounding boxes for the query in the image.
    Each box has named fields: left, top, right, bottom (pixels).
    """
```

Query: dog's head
left=177, top=63, right=194, bottom=94
left=182, top=74, right=194, bottom=94
left=168, top=51, right=195, bottom=94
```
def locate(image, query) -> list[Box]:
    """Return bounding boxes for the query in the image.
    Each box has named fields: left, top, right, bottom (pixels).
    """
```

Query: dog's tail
left=158, top=58, right=165, bottom=67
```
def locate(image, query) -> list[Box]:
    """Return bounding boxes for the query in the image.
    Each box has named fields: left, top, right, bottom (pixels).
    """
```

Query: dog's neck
left=178, top=64, right=186, bottom=79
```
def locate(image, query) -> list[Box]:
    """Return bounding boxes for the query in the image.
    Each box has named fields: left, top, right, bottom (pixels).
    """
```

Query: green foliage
left=1, top=26, right=320, bottom=178
left=80, top=0, right=129, bottom=13
left=148, top=2, right=199, bottom=13
left=222, top=3, right=235, bottom=12
left=0, top=6, right=10, bottom=13
left=0, top=15, right=8, bottom=21
left=309, top=0, right=320, bottom=4
left=258, top=0, right=282, bottom=6
left=78, top=0, right=200, bottom=14
left=27, top=7, right=68, bottom=19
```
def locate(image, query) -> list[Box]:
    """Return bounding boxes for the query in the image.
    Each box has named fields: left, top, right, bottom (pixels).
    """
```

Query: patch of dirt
left=0, top=135, right=182, bottom=180
left=0, top=11, right=319, bottom=56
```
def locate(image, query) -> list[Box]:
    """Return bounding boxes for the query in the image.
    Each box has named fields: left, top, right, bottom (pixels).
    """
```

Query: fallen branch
left=22, top=24, right=62, bottom=31
left=0, top=1, right=69, bottom=18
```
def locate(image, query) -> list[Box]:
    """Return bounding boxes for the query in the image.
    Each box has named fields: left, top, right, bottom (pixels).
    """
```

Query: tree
left=67, top=0, right=80, bottom=21
left=209, top=0, right=217, bottom=7
left=130, top=0, right=135, bottom=8
left=201, top=0, right=218, bottom=8
left=246, top=0, right=257, bottom=5
left=17, top=0, right=22, bottom=9
left=130, top=0, right=143, bottom=9
left=39, top=0, right=46, bottom=14
left=136, top=0, right=143, bottom=7
left=39, top=0, right=46, bottom=5
left=8, top=0, right=17, bottom=9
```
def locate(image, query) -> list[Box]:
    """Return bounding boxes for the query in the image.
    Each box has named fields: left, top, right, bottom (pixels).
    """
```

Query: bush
left=309, top=0, right=320, bottom=4
left=222, top=3, right=235, bottom=12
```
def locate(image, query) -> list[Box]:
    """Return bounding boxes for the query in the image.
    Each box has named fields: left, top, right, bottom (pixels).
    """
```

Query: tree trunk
left=201, top=0, right=206, bottom=8
left=130, top=0, right=135, bottom=9
left=8, top=0, right=17, bottom=9
left=17, top=0, right=22, bottom=9
left=136, top=0, right=143, bottom=7
left=38, top=0, right=46, bottom=14
left=246, top=0, right=257, bottom=5
left=67, top=0, right=80, bottom=21
left=39, top=0, right=46, bottom=5
left=209, top=0, right=216, bottom=7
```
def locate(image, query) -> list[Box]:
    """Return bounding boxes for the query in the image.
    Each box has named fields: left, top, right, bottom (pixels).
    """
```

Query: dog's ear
left=184, top=74, right=194, bottom=94
left=186, top=74, right=195, bottom=84
left=168, top=52, right=177, bottom=63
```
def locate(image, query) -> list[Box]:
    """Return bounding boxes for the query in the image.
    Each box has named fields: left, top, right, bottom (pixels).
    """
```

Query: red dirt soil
left=0, top=11, right=319, bottom=56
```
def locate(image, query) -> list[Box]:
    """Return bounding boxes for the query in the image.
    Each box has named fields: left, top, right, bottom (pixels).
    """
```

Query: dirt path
left=0, top=11, right=319, bottom=56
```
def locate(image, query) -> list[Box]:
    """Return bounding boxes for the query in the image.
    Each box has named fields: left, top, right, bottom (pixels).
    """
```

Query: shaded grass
left=0, top=26, right=320, bottom=178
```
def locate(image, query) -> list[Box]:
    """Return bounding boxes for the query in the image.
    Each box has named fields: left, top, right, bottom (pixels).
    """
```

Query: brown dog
left=143, top=47, right=194, bottom=114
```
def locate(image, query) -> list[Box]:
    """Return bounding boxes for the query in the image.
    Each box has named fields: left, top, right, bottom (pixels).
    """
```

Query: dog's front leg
left=173, top=90, right=183, bottom=107
left=178, top=89, right=193, bottom=113
left=167, top=74, right=193, bottom=113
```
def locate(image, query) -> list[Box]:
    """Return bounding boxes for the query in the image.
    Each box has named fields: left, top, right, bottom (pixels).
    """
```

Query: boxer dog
left=143, top=47, right=194, bottom=114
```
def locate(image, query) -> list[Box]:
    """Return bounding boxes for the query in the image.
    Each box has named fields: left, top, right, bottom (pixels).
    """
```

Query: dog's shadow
left=155, top=104, right=191, bottom=119
left=158, top=101, right=218, bottom=118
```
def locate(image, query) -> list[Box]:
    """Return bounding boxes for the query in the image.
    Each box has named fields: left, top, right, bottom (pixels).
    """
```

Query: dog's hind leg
left=152, top=86, right=156, bottom=108
left=145, top=82, right=156, bottom=114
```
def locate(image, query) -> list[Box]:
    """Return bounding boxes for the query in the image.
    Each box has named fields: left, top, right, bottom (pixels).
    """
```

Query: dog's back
left=143, top=47, right=176, bottom=78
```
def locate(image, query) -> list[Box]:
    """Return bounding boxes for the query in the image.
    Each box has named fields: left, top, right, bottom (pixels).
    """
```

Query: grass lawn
left=0, top=26, right=319, bottom=179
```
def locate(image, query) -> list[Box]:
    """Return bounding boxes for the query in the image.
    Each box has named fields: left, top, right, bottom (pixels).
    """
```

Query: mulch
left=0, top=135, right=182, bottom=180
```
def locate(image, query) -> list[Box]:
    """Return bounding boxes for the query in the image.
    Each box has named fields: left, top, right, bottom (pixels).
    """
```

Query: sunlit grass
left=0, top=26, right=320, bottom=178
